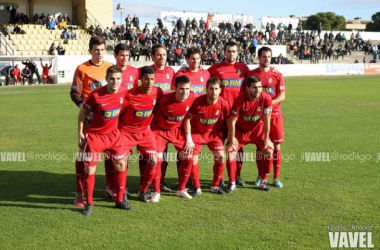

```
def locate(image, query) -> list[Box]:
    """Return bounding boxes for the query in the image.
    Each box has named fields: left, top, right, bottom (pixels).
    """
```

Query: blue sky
left=112, top=0, right=379, bottom=27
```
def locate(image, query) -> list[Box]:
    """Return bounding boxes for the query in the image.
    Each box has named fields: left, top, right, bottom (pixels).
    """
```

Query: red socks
left=153, top=158, right=163, bottom=193
left=114, top=169, right=127, bottom=203
left=177, top=158, right=193, bottom=190
left=273, top=150, right=282, bottom=178
left=212, top=161, right=224, bottom=186
left=140, top=159, right=157, bottom=193
left=226, top=160, right=236, bottom=182
left=84, top=172, right=95, bottom=205
left=191, top=164, right=200, bottom=189
left=75, top=160, right=84, bottom=194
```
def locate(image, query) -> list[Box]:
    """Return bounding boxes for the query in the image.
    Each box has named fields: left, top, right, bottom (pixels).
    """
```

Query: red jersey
left=152, top=65, right=175, bottom=94
left=122, top=66, right=139, bottom=90
left=153, top=91, right=196, bottom=130
left=83, top=86, right=125, bottom=134
left=41, top=62, right=51, bottom=76
left=208, top=61, right=249, bottom=106
left=246, top=68, right=285, bottom=117
left=231, top=92, right=272, bottom=132
left=187, top=95, right=230, bottom=134
left=173, top=68, right=210, bottom=96
left=119, top=86, right=163, bottom=133
left=12, top=68, right=20, bottom=77
left=71, top=60, right=113, bottom=102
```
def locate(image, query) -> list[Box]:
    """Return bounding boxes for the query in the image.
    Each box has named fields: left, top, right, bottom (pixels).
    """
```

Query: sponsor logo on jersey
left=124, top=83, right=134, bottom=89
left=134, top=109, right=153, bottom=118
left=262, top=86, right=274, bottom=95
left=221, top=79, right=242, bottom=88
left=155, top=83, right=171, bottom=92
left=167, top=115, right=185, bottom=122
left=91, top=80, right=107, bottom=90
left=102, top=108, right=121, bottom=119
left=191, top=85, right=205, bottom=94
left=242, top=114, right=262, bottom=122
left=199, top=117, right=219, bottom=125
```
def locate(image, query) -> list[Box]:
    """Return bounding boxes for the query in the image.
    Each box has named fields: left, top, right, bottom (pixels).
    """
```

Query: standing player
left=148, top=75, right=196, bottom=201
left=208, top=41, right=250, bottom=190
left=78, top=65, right=129, bottom=215
left=226, top=75, right=274, bottom=192
left=246, top=47, right=285, bottom=188
left=145, top=44, right=175, bottom=192
left=103, top=43, right=140, bottom=198
left=173, top=47, right=210, bottom=96
left=183, top=77, right=230, bottom=196
left=70, top=36, right=113, bottom=207
left=40, top=58, right=52, bottom=84
left=118, top=66, right=163, bottom=203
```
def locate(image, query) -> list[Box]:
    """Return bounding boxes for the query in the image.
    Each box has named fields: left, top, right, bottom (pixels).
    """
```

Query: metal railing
left=0, top=31, right=15, bottom=56
left=86, top=10, right=117, bottom=55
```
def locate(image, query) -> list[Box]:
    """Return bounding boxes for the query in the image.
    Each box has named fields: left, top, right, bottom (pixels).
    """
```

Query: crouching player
left=183, top=77, right=230, bottom=196
left=78, top=66, right=130, bottom=215
left=226, top=75, right=274, bottom=192
left=146, top=75, right=196, bottom=202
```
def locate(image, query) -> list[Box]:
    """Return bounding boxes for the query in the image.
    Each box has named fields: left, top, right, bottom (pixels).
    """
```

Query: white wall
left=33, top=0, right=72, bottom=19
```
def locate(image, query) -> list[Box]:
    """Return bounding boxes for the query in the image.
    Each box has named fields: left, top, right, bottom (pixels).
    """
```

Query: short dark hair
left=174, top=75, right=190, bottom=88
left=186, top=47, right=201, bottom=59
left=106, top=65, right=122, bottom=79
left=89, top=36, right=105, bottom=50
left=223, top=41, right=238, bottom=51
left=151, top=44, right=166, bottom=56
left=258, top=46, right=272, bottom=57
left=206, top=76, right=221, bottom=88
left=114, top=43, right=130, bottom=55
left=246, top=76, right=261, bottom=87
left=140, top=66, right=155, bottom=79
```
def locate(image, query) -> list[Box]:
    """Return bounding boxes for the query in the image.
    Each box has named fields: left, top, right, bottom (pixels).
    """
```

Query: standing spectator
left=132, top=14, right=140, bottom=29
left=199, top=17, right=205, bottom=29
left=177, top=17, right=184, bottom=31
left=125, top=14, right=131, bottom=28
left=22, top=59, right=42, bottom=84
left=10, top=5, right=17, bottom=24
left=1, top=65, right=14, bottom=86
left=317, top=22, right=322, bottom=38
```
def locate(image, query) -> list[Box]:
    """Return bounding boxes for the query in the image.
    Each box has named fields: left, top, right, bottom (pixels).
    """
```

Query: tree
left=366, top=12, right=380, bottom=31
left=305, top=12, right=346, bottom=31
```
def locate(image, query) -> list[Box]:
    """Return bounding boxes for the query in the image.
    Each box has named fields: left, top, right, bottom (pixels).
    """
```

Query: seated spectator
left=45, top=17, right=56, bottom=30
left=12, top=64, right=22, bottom=85
left=40, top=58, right=53, bottom=84
left=21, top=66, right=31, bottom=85
left=57, top=43, right=65, bottom=55
left=13, top=24, right=22, bottom=34
left=276, top=53, right=285, bottom=64
left=58, top=18, right=67, bottom=30
left=67, top=28, right=77, bottom=39
left=49, top=43, right=57, bottom=55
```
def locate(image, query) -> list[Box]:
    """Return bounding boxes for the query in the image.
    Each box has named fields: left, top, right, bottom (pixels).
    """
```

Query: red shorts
left=270, top=115, right=284, bottom=144
left=83, top=129, right=125, bottom=167
left=121, top=129, right=157, bottom=156
left=152, top=127, right=186, bottom=153
left=235, top=122, right=267, bottom=151
left=192, top=132, right=224, bottom=155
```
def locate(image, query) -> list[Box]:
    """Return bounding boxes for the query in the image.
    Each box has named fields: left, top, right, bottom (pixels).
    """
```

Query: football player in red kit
left=70, top=36, right=113, bottom=207
left=246, top=47, right=285, bottom=188
left=226, top=75, right=274, bottom=192
left=78, top=66, right=130, bottom=215
left=208, top=41, right=250, bottom=188
left=183, top=77, right=230, bottom=196
left=119, top=66, right=163, bottom=203
left=149, top=75, right=196, bottom=201
left=173, top=47, right=210, bottom=96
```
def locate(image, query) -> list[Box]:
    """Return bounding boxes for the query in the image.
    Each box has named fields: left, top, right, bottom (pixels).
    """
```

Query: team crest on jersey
left=200, top=77, right=204, bottom=82
left=120, top=98, right=123, bottom=104
left=166, top=73, right=170, bottom=79
left=215, top=110, right=220, bottom=115
left=153, top=99, right=156, bottom=105
left=257, top=106, right=261, bottom=111
left=186, top=106, right=189, bottom=111
left=237, top=69, right=241, bottom=75
left=130, top=76, right=133, bottom=81
left=268, top=78, right=273, bottom=83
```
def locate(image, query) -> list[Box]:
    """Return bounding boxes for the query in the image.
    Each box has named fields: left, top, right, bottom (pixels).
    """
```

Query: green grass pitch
left=0, top=75, right=379, bottom=249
